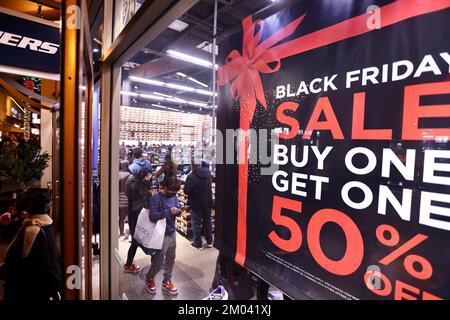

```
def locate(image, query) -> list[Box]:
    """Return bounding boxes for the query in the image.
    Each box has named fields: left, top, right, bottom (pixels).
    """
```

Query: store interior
left=114, top=0, right=281, bottom=300
left=115, top=1, right=221, bottom=300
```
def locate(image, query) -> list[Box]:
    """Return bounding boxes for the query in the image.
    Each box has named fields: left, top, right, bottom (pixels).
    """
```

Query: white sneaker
left=203, top=285, right=228, bottom=300
left=191, top=242, right=204, bottom=251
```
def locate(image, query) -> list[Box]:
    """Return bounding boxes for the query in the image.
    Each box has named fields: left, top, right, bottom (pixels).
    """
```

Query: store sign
left=0, top=8, right=60, bottom=80
left=216, top=0, right=450, bottom=300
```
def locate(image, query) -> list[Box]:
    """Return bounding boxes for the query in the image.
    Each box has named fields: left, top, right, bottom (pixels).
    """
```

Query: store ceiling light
left=129, top=75, right=216, bottom=96
left=153, top=92, right=172, bottom=98
left=166, top=97, right=187, bottom=104
left=187, top=100, right=208, bottom=107
left=152, top=104, right=184, bottom=113
left=140, top=93, right=164, bottom=101
left=176, top=72, right=209, bottom=88
left=188, top=76, right=209, bottom=88
left=151, top=104, right=201, bottom=114
left=196, top=41, right=218, bottom=56
left=166, top=49, right=218, bottom=69
left=168, top=19, right=189, bottom=32
left=121, top=90, right=210, bottom=108
left=120, top=91, right=138, bottom=97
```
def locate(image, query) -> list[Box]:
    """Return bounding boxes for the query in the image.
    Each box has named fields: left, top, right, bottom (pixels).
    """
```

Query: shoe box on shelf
left=175, top=176, right=216, bottom=238
left=176, top=185, right=193, bottom=239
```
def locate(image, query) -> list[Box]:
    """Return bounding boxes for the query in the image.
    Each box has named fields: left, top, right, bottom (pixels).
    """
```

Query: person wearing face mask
left=144, top=177, right=182, bottom=296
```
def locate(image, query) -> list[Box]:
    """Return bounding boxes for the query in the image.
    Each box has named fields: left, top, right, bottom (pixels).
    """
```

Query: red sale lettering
left=268, top=196, right=303, bottom=253
left=364, top=270, right=392, bottom=297
left=276, top=102, right=300, bottom=140
left=303, top=97, right=344, bottom=140
left=402, top=81, right=450, bottom=140
left=394, top=280, right=421, bottom=300
left=352, top=92, right=393, bottom=140
left=364, top=270, right=444, bottom=300
left=269, top=196, right=364, bottom=275
left=307, top=209, right=364, bottom=276
left=422, top=292, right=444, bottom=300
left=275, top=81, right=450, bottom=141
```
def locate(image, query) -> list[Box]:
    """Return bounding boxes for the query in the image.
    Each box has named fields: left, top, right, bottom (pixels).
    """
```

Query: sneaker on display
left=145, top=279, right=156, bottom=294
left=162, top=280, right=178, bottom=296
left=203, top=285, right=228, bottom=300
left=190, top=242, right=204, bottom=251
left=124, top=263, right=141, bottom=274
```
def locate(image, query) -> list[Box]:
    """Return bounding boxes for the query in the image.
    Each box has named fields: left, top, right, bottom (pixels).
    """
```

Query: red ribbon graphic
left=217, top=0, right=450, bottom=267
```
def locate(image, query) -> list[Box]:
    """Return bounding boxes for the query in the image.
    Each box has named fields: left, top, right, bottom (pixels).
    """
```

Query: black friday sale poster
left=215, top=0, right=450, bottom=300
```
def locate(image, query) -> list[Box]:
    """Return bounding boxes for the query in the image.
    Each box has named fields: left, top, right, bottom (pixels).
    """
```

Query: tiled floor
left=117, top=232, right=219, bottom=300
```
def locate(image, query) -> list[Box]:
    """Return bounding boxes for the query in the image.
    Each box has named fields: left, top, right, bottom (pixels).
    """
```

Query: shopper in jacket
left=124, top=165, right=153, bottom=274
left=0, top=189, right=61, bottom=301
left=129, top=147, right=152, bottom=175
left=145, top=177, right=182, bottom=296
left=184, top=161, right=213, bottom=250
left=119, top=160, right=131, bottom=239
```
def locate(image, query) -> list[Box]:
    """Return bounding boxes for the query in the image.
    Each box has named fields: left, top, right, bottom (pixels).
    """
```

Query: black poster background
left=216, top=0, right=450, bottom=300
left=0, top=11, right=60, bottom=75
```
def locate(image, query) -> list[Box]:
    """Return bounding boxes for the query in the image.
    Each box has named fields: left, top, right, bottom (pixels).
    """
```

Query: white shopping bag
left=134, top=207, right=166, bottom=253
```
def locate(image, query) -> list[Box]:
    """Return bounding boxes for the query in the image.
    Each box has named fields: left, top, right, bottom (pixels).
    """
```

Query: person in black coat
left=184, top=162, right=213, bottom=250
left=0, top=189, right=61, bottom=301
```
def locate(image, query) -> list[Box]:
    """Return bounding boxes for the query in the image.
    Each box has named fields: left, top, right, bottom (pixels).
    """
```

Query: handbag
left=133, top=207, right=166, bottom=255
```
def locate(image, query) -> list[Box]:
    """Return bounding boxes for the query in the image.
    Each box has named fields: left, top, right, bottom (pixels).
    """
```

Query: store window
left=113, top=1, right=223, bottom=300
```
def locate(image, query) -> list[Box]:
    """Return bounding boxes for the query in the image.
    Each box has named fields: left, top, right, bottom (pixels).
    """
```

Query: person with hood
left=129, top=147, right=152, bottom=175
left=0, top=189, right=61, bottom=300
left=184, top=161, right=213, bottom=250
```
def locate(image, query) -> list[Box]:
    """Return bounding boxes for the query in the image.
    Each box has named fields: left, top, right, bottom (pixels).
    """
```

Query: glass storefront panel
left=113, top=0, right=147, bottom=41
left=114, top=1, right=221, bottom=300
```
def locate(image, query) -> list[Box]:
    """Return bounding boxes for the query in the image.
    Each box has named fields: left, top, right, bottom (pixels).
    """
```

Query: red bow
left=218, top=14, right=305, bottom=124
